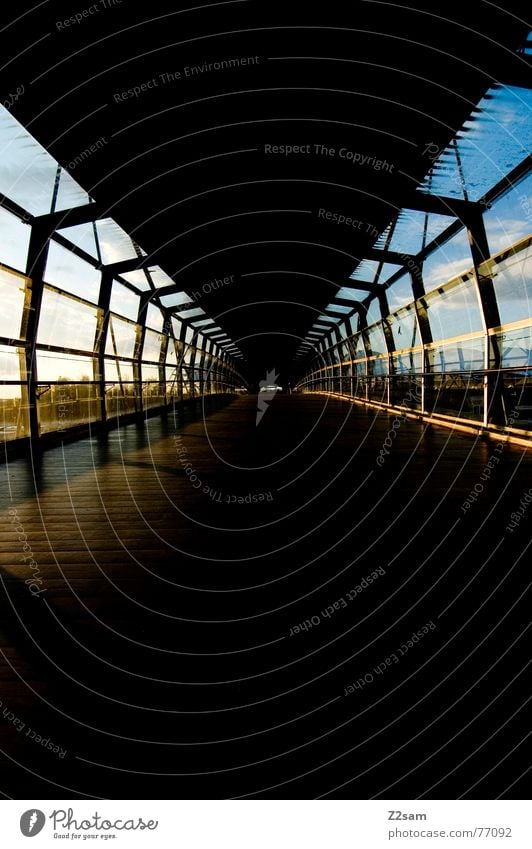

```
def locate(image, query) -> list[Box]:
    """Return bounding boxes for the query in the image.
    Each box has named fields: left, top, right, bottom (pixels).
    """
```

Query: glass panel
left=0, top=106, right=89, bottom=213
left=392, top=350, right=422, bottom=374
left=365, top=299, right=382, bottom=327
left=339, top=340, right=351, bottom=361
left=326, top=303, right=352, bottom=314
left=0, top=206, right=31, bottom=272
left=145, top=302, right=163, bottom=332
left=426, top=337, right=485, bottom=422
left=120, top=269, right=151, bottom=292
left=165, top=366, right=181, bottom=397
left=365, top=323, right=387, bottom=356
left=104, top=358, right=138, bottom=418
left=380, top=210, right=452, bottom=255
left=191, top=318, right=215, bottom=327
left=0, top=382, right=30, bottom=440
left=328, top=346, right=341, bottom=365
left=142, top=328, right=163, bottom=362
left=36, top=350, right=95, bottom=382
left=0, top=265, right=27, bottom=339
left=367, top=370, right=388, bottom=401
left=428, top=338, right=485, bottom=372
left=55, top=168, right=91, bottom=212
left=148, top=266, right=176, bottom=289
left=144, top=365, right=165, bottom=403
left=499, top=372, right=532, bottom=429
left=353, top=358, right=366, bottom=379
left=418, top=86, right=532, bottom=201
left=44, top=241, right=101, bottom=302
left=490, top=242, right=532, bottom=326
left=338, top=321, right=350, bottom=340
left=159, top=291, right=192, bottom=308
left=428, top=372, right=484, bottom=422
left=352, top=334, right=366, bottom=361
left=369, top=356, right=389, bottom=375
left=165, top=341, right=177, bottom=365
left=37, top=382, right=101, bottom=434
left=0, top=344, right=25, bottom=380
left=520, top=30, right=532, bottom=55
left=105, top=388, right=139, bottom=418
left=423, top=276, right=483, bottom=341
left=350, top=259, right=379, bottom=282
left=171, top=317, right=182, bottom=339
left=142, top=363, right=160, bottom=380
left=109, top=281, right=140, bottom=321
left=347, top=313, right=359, bottom=335
left=143, top=381, right=165, bottom=409
left=335, top=287, right=362, bottom=301
left=37, top=288, right=99, bottom=351
left=493, top=325, right=532, bottom=369
left=387, top=273, right=414, bottom=313
left=421, top=228, right=473, bottom=293
left=388, top=306, right=420, bottom=350
left=483, top=172, right=532, bottom=255
left=56, top=222, right=99, bottom=259
left=95, top=218, right=143, bottom=264
left=104, top=358, right=135, bottom=383
left=375, top=263, right=403, bottom=283
left=0, top=105, right=57, bottom=214
left=390, top=369, right=422, bottom=409
left=105, top=315, right=137, bottom=359
left=494, top=317, right=532, bottom=425
left=177, top=306, right=205, bottom=319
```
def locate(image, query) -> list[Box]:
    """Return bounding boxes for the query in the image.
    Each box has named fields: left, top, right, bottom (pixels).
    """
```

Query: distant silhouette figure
left=256, top=369, right=280, bottom=425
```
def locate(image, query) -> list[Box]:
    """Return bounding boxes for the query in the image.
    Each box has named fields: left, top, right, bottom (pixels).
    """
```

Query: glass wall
left=0, top=264, right=31, bottom=439
left=298, top=176, right=532, bottom=434
left=0, top=107, right=245, bottom=444
left=421, top=228, right=473, bottom=293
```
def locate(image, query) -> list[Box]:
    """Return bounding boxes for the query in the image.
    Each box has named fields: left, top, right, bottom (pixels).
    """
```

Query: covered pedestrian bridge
left=0, top=0, right=530, bottom=800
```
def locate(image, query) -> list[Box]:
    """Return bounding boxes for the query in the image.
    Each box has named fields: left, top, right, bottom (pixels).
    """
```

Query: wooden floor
left=0, top=394, right=530, bottom=799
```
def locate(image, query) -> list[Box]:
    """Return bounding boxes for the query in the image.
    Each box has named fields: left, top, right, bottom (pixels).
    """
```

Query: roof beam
left=153, top=264, right=400, bottom=299
left=103, top=256, right=150, bottom=276
left=313, top=320, right=337, bottom=329
left=324, top=308, right=354, bottom=318
left=484, top=154, right=532, bottom=206
left=363, top=248, right=416, bottom=265
left=0, top=193, right=33, bottom=223
left=341, top=280, right=380, bottom=295
left=331, top=297, right=368, bottom=309
left=362, top=157, right=532, bottom=296
left=402, top=193, right=478, bottom=218
left=33, top=200, right=106, bottom=232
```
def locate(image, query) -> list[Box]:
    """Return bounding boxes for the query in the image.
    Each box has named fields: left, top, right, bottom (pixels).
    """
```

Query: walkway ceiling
left=5, top=0, right=531, bottom=382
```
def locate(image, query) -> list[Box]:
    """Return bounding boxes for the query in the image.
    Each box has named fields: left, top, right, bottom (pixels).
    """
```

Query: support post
left=97, top=270, right=113, bottom=425
left=464, top=206, right=505, bottom=426
left=25, top=222, right=52, bottom=441
left=410, top=265, right=432, bottom=415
